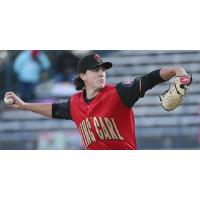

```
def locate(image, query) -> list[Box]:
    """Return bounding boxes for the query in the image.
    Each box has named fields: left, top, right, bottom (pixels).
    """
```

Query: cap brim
left=90, top=62, right=112, bottom=70
left=102, top=62, right=112, bottom=70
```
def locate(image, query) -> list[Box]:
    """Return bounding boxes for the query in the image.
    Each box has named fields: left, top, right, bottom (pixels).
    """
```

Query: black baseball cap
left=77, top=53, right=112, bottom=73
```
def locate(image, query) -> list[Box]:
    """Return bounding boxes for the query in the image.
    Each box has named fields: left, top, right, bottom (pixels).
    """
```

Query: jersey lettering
left=79, top=116, right=124, bottom=148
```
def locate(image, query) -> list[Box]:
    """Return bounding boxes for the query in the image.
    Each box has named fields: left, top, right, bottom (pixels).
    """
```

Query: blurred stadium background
left=0, top=50, right=200, bottom=150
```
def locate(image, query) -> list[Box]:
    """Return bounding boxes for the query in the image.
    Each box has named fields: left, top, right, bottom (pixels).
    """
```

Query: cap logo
left=94, top=54, right=102, bottom=62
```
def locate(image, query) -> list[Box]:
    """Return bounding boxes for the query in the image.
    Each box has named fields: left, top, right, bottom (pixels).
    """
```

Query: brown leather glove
left=159, top=75, right=192, bottom=111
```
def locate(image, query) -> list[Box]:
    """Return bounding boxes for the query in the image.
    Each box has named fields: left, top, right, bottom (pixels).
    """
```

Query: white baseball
left=4, top=97, right=15, bottom=105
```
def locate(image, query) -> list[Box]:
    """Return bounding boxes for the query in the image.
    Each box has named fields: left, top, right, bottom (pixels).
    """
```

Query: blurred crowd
left=0, top=50, right=110, bottom=102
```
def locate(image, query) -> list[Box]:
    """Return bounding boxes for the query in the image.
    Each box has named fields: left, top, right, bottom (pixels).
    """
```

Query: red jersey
left=70, top=85, right=137, bottom=150
left=52, top=69, right=165, bottom=150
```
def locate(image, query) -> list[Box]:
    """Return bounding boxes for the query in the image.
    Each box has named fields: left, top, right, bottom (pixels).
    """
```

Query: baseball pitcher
left=4, top=53, right=192, bottom=150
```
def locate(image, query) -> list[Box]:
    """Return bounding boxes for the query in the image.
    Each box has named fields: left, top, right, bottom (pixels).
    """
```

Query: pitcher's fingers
left=5, top=92, right=15, bottom=96
left=5, top=95, right=14, bottom=99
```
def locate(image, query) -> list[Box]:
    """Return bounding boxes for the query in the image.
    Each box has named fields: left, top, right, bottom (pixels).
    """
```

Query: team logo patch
left=94, top=54, right=102, bottom=62
left=122, top=80, right=134, bottom=87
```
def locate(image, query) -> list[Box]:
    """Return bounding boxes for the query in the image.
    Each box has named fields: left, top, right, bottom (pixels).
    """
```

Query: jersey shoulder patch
left=122, top=80, right=136, bottom=87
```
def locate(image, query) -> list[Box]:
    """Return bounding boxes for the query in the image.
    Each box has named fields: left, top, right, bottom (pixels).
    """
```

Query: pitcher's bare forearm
left=160, top=67, right=188, bottom=81
left=22, top=103, right=52, bottom=118
left=4, top=92, right=53, bottom=118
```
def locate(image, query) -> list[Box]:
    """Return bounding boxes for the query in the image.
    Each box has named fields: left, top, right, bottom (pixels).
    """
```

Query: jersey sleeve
left=52, top=98, right=72, bottom=120
left=115, top=69, right=166, bottom=108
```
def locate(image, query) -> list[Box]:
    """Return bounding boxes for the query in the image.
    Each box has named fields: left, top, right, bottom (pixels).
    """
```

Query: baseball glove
left=159, top=75, right=192, bottom=111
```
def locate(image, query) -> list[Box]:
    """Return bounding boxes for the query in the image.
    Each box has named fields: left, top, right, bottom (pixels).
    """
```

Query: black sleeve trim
left=116, top=69, right=166, bottom=108
left=52, top=98, right=72, bottom=120
left=140, top=69, right=166, bottom=94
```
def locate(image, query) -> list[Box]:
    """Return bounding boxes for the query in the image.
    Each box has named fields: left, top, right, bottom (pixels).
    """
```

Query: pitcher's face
left=81, top=66, right=106, bottom=90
